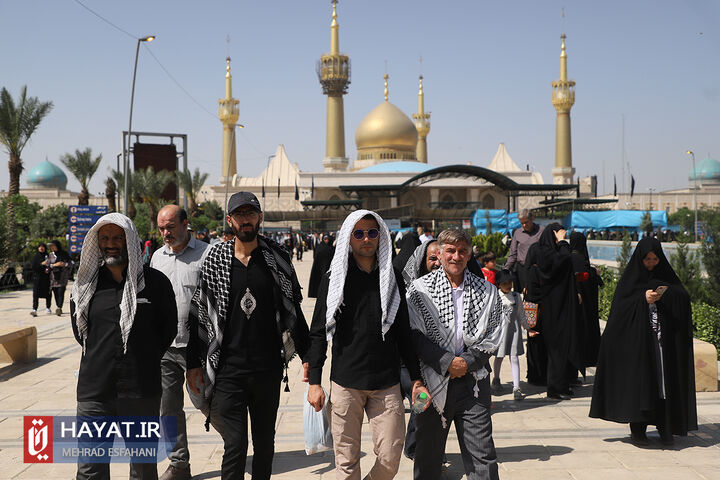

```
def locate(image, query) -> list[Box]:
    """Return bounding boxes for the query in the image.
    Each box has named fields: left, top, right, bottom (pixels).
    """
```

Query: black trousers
left=76, top=396, right=161, bottom=480
left=414, top=375, right=498, bottom=480
left=213, top=373, right=281, bottom=480
left=399, top=366, right=417, bottom=459
left=32, top=285, right=51, bottom=310
left=52, top=285, right=66, bottom=308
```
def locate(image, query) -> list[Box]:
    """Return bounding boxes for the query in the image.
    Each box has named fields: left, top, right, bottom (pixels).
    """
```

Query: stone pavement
left=0, top=257, right=718, bottom=479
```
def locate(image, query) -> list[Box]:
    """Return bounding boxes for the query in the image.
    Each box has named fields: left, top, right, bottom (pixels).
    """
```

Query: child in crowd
left=481, top=251, right=498, bottom=285
left=491, top=269, right=531, bottom=400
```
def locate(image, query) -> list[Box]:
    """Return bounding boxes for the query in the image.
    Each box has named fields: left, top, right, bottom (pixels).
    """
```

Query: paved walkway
left=0, top=257, right=719, bottom=479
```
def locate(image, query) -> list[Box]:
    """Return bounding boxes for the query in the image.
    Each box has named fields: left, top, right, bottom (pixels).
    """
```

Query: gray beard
left=103, top=249, right=128, bottom=266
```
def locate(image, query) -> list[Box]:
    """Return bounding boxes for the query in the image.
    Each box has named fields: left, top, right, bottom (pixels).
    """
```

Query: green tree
left=60, top=148, right=103, bottom=205
left=105, top=177, right=117, bottom=212
left=176, top=168, right=209, bottom=218
left=0, top=86, right=53, bottom=257
left=29, top=203, right=68, bottom=240
left=199, top=199, right=224, bottom=222
left=640, top=211, right=653, bottom=235
left=616, top=230, right=632, bottom=275
left=0, top=195, right=41, bottom=261
left=134, top=167, right=175, bottom=229
left=701, top=224, right=720, bottom=308
left=670, top=238, right=703, bottom=302
left=132, top=202, right=152, bottom=241
left=111, top=168, right=135, bottom=217
left=668, top=207, right=694, bottom=232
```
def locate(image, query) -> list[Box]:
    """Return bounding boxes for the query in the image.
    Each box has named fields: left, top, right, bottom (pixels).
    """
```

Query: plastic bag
left=303, top=384, right=333, bottom=455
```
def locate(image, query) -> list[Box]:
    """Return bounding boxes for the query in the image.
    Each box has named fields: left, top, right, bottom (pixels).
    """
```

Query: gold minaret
left=318, top=0, right=350, bottom=172
left=551, top=34, right=576, bottom=184
left=412, top=75, right=431, bottom=164
left=218, top=57, right=239, bottom=183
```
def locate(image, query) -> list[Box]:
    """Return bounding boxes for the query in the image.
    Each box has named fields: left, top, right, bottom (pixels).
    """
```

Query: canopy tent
left=564, top=210, right=668, bottom=233
left=471, top=209, right=521, bottom=234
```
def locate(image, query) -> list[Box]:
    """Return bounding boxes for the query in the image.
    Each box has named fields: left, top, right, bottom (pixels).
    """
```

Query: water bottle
left=412, top=392, right=429, bottom=414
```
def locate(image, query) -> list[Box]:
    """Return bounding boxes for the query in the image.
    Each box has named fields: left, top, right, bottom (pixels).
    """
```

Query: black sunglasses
left=352, top=228, right=379, bottom=240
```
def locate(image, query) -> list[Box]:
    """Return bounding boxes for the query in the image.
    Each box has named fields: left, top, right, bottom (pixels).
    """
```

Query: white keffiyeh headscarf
left=325, top=209, right=399, bottom=342
left=71, top=212, right=145, bottom=354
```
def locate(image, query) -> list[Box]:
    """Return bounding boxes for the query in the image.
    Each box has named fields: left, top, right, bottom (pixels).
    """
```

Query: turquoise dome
left=690, top=157, right=720, bottom=181
left=26, top=160, right=68, bottom=189
left=356, top=161, right=433, bottom=174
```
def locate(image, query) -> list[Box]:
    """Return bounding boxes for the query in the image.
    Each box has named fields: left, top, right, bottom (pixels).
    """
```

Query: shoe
left=30, top=310, right=37, bottom=317
left=657, top=426, right=674, bottom=446
left=630, top=431, right=650, bottom=446
left=491, top=377, right=503, bottom=393
left=547, top=392, right=571, bottom=401
left=55, top=308, right=62, bottom=316
left=513, top=388, right=525, bottom=401
left=158, top=464, right=191, bottom=480
left=45, top=308, right=52, bottom=314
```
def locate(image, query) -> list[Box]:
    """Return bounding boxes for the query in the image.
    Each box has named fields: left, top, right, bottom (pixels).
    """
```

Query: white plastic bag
left=303, top=384, right=333, bottom=455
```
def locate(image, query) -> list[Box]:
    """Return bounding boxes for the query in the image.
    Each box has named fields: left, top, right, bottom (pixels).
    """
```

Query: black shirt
left=71, top=266, right=177, bottom=401
left=307, top=256, right=422, bottom=390
left=215, top=250, right=282, bottom=390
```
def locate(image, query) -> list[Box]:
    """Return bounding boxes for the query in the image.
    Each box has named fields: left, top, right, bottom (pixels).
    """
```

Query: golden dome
left=355, top=101, right=419, bottom=151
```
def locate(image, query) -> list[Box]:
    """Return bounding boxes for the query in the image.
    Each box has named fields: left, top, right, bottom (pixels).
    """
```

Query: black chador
left=590, top=237, right=697, bottom=438
left=308, top=237, right=334, bottom=298
left=569, top=232, right=602, bottom=367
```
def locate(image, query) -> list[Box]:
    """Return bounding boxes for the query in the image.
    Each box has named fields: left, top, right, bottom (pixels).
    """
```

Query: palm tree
left=105, top=177, right=117, bottom=212
left=112, top=168, right=136, bottom=218
left=0, top=86, right=53, bottom=256
left=176, top=168, right=209, bottom=217
left=134, top=166, right=175, bottom=228
left=60, top=148, right=102, bottom=205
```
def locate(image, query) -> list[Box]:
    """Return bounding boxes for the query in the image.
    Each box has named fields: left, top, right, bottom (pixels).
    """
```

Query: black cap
left=227, top=191, right=261, bottom=214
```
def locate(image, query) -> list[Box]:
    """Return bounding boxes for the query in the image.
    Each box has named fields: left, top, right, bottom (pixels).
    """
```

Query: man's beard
left=233, top=221, right=260, bottom=243
left=103, top=245, right=129, bottom=266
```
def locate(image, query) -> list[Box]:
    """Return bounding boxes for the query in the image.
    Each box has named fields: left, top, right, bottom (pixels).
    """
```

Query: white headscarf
left=71, top=212, right=145, bottom=354
left=325, top=209, right=399, bottom=341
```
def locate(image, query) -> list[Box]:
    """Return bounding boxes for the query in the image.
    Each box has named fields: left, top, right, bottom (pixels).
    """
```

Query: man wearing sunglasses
left=306, top=210, right=430, bottom=480
left=186, top=191, right=310, bottom=480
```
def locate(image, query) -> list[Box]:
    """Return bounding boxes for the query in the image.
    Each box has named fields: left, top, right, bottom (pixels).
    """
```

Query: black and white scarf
left=325, top=209, right=399, bottom=341
left=407, top=268, right=503, bottom=425
left=189, top=235, right=302, bottom=397
left=71, top=213, right=145, bottom=354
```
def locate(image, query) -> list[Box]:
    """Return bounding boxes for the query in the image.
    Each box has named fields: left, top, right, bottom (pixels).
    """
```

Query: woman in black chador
left=526, top=223, right=584, bottom=399
left=590, top=237, right=697, bottom=446
left=570, top=232, right=602, bottom=367
left=308, top=233, right=335, bottom=298
left=30, top=243, right=52, bottom=316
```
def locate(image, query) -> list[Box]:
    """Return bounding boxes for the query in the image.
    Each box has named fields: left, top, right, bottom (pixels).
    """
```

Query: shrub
left=132, top=202, right=152, bottom=241
left=597, top=265, right=618, bottom=321
left=472, top=232, right=509, bottom=259
left=692, top=302, right=720, bottom=359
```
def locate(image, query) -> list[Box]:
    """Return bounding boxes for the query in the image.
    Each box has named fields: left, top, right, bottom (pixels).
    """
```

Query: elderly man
left=70, top=213, right=177, bottom=480
left=150, top=205, right=210, bottom=480
left=505, top=209, right=544, bottom=293
left=307, top=210, right=430, bottom=480
left=407, top=229, right=504, bottom=480
left=187, top=191, right=310, bottom=480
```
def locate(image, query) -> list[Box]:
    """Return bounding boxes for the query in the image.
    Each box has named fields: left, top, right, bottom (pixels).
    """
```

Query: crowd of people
left=45, top=194, right=697, bottom=480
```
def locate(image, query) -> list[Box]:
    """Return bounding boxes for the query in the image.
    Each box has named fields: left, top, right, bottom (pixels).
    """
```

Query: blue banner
left=69, top=205, right=108, bottom=215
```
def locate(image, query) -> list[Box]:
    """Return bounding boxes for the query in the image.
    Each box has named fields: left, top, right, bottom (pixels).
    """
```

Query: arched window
left=482, top=194, right=495, bottom=209
left=440, top=194, right=454, bottom=209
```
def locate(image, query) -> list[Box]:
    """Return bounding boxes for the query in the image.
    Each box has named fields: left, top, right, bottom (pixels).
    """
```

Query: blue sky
left=1, top=0, right=718, bottom=197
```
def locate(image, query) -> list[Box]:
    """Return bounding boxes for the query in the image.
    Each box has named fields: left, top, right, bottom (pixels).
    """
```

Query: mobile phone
left=655, top=286, right=668, bottom=296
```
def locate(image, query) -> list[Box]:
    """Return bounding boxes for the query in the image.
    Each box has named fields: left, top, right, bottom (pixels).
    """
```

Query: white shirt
left=150, top=236, right=210, bottom=347
left=451, top=272, right=467, bottom=355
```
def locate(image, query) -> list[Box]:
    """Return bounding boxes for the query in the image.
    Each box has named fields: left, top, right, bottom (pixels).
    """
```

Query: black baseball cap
left=227, top=191, right=261, bottom=214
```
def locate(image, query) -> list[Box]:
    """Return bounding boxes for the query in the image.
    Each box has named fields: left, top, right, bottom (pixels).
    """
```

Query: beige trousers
left=329, top=381, right=405, bottom=480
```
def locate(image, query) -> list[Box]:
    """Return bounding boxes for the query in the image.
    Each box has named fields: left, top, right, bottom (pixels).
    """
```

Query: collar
left=162, top=235, right=199, bottom=256
left=450, top=270, right=468, bottom=292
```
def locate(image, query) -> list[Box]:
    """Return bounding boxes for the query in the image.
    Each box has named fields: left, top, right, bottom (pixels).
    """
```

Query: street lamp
left=686, top=150, right=698, bottom=243
left=124, top=35, right=156, bottom=215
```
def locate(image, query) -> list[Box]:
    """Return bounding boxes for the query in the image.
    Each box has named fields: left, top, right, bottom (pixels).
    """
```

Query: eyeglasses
left=352, top=228, right=379, bottom=240
left=230, top=210, right=258, bottom=219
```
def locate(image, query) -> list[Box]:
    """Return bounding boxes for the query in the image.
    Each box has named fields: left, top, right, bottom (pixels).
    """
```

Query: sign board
left=385, top=219, right=401, bottom=230
left=68, top=205, right=107, bottom=254
left=462, top=219, right=471, bottom=230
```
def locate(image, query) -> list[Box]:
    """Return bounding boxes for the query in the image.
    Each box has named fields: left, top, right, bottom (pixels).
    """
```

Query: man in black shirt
left=187, top=192, right=310, bottom=480
left=306, top=210, right=430, bottom=480
left=70, top=213, right=177, bottom=480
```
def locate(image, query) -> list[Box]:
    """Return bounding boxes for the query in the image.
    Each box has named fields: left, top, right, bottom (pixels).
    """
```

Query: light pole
left=686, top=150, right=698, bottom=243
left=647, top=187, right=655, bottom=210
left=262, top=154, right=275, bottom=234
left=124, top=35, right=155, bottom=215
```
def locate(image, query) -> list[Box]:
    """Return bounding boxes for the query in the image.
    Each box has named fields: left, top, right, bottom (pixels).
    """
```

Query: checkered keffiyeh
left=71, top=213, right=145, bottom=354
left=189, top=235, right=302, bottom=396
left=325, top=210, right=400, bottom=342
left=406, top=268, right=503, bottom=424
